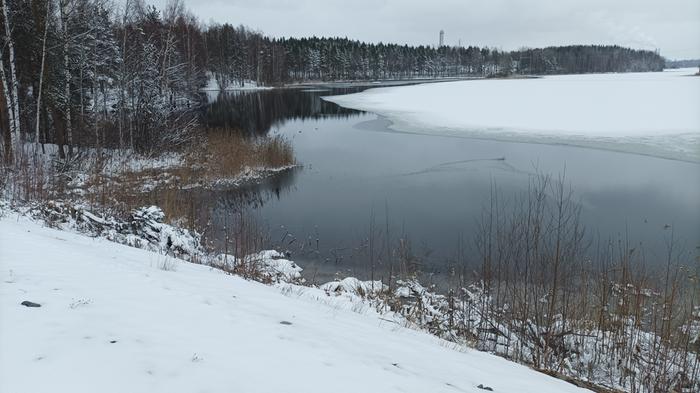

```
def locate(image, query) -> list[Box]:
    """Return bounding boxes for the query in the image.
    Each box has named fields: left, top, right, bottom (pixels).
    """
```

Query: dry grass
left=192, top=129, right=295, bottom=182
left=83, top=130, right=292, bottom=227
left=3, top=127, right=295, bottom=238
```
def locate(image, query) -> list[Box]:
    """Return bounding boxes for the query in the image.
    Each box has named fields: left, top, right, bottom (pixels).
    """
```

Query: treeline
left=208, top=33, right=665, bottom=85
left=0, top=0, right=666, bottom=162
left=279, top=39, right=665, bottom=81
left=666, top=59, right=700, bottom=69
left=514, top=45, right=665, bottom=74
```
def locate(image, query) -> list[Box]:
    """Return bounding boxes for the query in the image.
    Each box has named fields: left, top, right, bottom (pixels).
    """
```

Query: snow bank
left=324, top=69, right=700, bottom=162
left=202, top=73, right=274, bottom=102
left=0, top=215, right=591, bottom=393
left=202, top=73, right=273, bottom=92
left=320, top=277, right=387, bottom=297
left=211, top=250, right=303, bottom=283
left=207, top=164, right=298, bottom=189
left=27, top=202, right=204, bottom=262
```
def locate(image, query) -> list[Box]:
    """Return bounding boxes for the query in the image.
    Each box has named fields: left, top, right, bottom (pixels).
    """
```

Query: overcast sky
left=143, top=0, right=700, bottom=59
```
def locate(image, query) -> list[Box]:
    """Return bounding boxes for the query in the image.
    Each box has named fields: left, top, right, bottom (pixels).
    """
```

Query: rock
left=21, top=301, right=41, bottom=308
left=477, top=384, right=494, bottom=391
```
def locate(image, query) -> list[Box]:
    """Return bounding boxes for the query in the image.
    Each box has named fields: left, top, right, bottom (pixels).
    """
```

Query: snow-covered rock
left=212, top=250, right=303, bottom=283
left=320, top=277, right=387, bottom=297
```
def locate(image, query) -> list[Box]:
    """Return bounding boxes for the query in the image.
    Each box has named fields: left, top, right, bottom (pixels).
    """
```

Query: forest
left=0, top=0, right=667, bottom=162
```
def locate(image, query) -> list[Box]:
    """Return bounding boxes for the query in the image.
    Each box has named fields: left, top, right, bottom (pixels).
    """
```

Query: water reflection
left=203, top=87, right=365, bottom=135
left=203, top=168, right=299, bottom=250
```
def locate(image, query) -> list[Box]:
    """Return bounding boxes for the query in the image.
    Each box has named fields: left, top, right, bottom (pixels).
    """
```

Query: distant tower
left=439, top=30, right=445, bottom=47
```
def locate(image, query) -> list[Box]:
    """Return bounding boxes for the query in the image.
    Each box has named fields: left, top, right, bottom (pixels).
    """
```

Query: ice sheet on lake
left=324, top=68, right=700, bottom=162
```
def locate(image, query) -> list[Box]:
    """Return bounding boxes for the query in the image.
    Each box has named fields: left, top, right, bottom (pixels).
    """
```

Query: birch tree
left=35, top=0, right=52, bottom=154
left=58, top=0, right=73, bottom=156
left=1, top=0, right=20, bottom=158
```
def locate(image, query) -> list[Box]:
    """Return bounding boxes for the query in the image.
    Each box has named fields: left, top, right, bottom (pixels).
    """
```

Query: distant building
left=439, top=30, right=444, bottom=47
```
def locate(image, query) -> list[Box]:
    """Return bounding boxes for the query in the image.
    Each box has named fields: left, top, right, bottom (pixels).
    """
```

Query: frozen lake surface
left=324, top=69, right=700, bottom=162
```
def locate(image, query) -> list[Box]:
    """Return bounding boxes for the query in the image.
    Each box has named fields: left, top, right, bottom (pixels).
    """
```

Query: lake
left=194, top=83, right=700, bottom=282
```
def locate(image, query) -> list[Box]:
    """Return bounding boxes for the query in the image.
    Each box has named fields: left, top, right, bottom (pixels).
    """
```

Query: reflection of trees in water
left=202, top=169, right=298, bottom=250
left=152, top=168, right=298, bottom=252
left=202, top=88, right=365, bottom=135
left=211, top=169, right=297, bottom=212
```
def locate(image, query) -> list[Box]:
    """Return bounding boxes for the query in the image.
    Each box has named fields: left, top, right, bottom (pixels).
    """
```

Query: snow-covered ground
left=201, top=73, right=273, bottom=92
left=202, top=74, right=274, bottom=104
left=0, top=214, right=591, bottom=393
left=324, top=68, right=700, bottom=162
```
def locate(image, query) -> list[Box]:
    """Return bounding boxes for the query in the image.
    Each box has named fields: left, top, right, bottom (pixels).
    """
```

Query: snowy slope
left=0, top=215, right=592, bottom=393
left=323, top=69, right=700, bottom=162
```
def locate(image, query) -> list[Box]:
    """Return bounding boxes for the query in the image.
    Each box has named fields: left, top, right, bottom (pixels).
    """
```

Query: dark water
left=195, top=85, right=700, bottom=280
